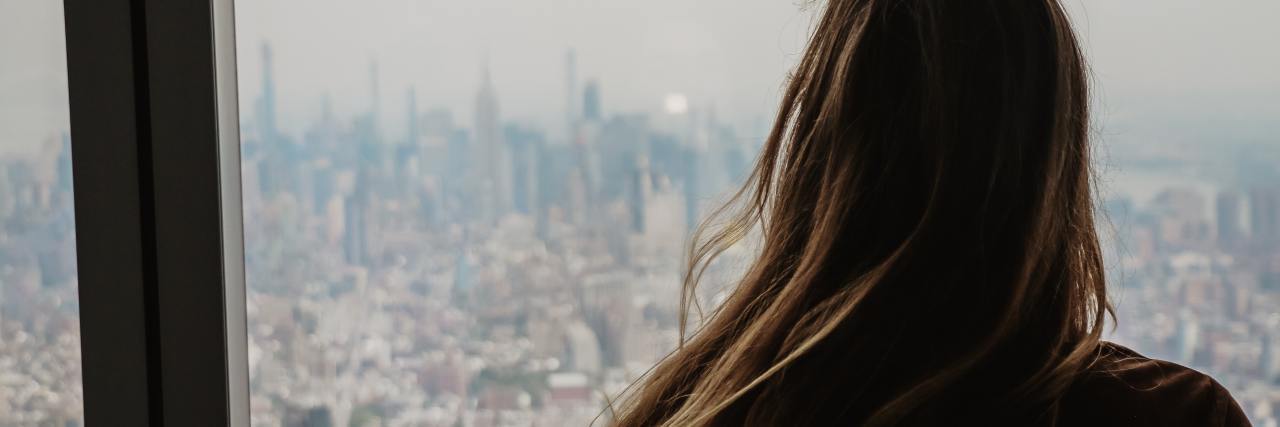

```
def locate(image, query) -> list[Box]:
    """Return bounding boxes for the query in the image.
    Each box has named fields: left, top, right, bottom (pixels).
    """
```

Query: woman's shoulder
left=1057, top=341, right=1251, bottom=427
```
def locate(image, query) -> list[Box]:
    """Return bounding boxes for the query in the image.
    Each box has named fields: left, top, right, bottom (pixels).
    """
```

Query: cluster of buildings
left=238, top=46, right=752, bottom=426
left=1105, top=184, right=1280, bottom=425
left=0, top=134, right=82, bottom=426
left=0, top=42, right=1276, bottom=426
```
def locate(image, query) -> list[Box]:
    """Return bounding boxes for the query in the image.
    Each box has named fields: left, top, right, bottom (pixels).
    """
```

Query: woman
left=612, top=0, right=1249, bottom=426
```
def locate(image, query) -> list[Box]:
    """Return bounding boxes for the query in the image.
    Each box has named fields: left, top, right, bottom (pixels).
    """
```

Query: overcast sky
left=3, top=0, right=1278, bottom=157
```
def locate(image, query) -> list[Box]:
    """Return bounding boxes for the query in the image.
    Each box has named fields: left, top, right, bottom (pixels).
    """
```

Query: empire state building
left=472, top=64, right=512, bottom=220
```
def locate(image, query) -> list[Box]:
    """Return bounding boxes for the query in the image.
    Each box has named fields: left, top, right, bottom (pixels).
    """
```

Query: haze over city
left=4, top=0, right=1279, bottom=156
left=1, top=0, right=1278, bottom=425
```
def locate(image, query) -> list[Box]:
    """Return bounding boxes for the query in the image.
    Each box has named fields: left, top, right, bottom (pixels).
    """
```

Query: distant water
left=1096, top=164, right=1220, bottom=213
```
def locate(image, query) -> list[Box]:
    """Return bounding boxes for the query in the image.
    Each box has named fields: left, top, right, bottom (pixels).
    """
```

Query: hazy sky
left=1, top=0, right=71, bottom=157
left=230, top=0, right=819, bottom=140
left=3, top=0, right=1278, bottom=157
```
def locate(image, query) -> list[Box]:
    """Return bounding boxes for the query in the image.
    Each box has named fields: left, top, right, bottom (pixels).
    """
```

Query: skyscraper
left=257, top=43, right=277, bottom=139
left=343, top=178, right=369, bottom=267
left=567, top=168, right=588, bottom=226
left=473, top=63, right=511, bottom=219
left=629, top=156, right=651, bottom=233
left=394, top=88, right=421, bottom=198
left=583, top=80, right=601, bottom=122
left=1217, top=191, right=1243, bottom=248
left=1251, top=187, right=1280, bottom=249
left=504, top=125, right=541, bottom=215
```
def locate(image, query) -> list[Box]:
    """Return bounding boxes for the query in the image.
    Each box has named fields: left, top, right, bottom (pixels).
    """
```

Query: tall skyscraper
left=505, top=125, right=541, bottom=215
left=1251, top=187, right=1280, bottom=249
left=567, top=168, right=588, bottom=226
left=583, top=80, right=601, bottom=122
left=473, top=63, right=511, bottom=219
left=55, top=133, right=72, bottom=196
left=1216, top=191, right=1243, bottom=248
left=343, top=176, right=370, bottom=267
left=257, top=43, right=277, bottom=139
left=396, top=87, right=421, bottom=198
left=629, top=156, right=651, bottom=233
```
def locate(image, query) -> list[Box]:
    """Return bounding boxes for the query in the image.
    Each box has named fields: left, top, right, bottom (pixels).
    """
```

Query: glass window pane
left=0, top=1, right=83, bottom=425
left=235, top=1, right=1278, bottom=426
left=1074, top=2, right=1280, bottom=423
left=235, top=2, right=810, bottom=425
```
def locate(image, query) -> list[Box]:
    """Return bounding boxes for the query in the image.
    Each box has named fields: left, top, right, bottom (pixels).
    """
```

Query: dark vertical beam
left=64, top=0, right=249, bottom=424
left=63, top=0, right=156, bottom=424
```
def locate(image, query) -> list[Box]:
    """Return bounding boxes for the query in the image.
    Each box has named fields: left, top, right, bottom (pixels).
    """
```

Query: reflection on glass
left=0, top=0, right=83, bottom=425
left=235, top=1, right=1279, bottom=425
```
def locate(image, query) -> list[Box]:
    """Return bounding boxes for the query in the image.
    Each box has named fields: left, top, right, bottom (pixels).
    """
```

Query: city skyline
left=7, top=0, right=1280, bottom=157
left=3, top=0, right=1280, bottom=425
left=1, top=45, right=1278, bottom=424
left=231, top=35, right=1278, bottom=424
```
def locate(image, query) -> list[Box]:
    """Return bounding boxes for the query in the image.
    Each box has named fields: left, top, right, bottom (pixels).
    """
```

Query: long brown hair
left=612, top=0, right=1110, bottom=425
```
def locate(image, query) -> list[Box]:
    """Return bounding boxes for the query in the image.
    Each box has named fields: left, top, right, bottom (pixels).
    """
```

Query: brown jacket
left=1057, top=342, right=1251, bottom=426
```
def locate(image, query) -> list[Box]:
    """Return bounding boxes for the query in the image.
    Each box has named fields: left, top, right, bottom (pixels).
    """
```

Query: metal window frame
left=63, top=0, right=249, bottom=424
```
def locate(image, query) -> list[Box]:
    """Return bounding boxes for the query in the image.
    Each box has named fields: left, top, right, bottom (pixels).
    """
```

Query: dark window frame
left=63, top=0, right=249, bottom=424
